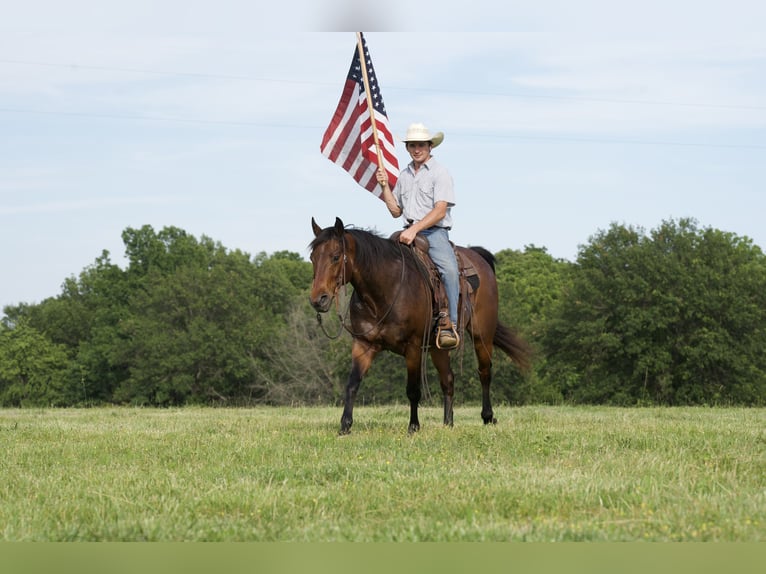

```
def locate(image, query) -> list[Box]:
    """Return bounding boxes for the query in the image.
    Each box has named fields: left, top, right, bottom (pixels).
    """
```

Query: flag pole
left=356, top=32, right=386, bottom=174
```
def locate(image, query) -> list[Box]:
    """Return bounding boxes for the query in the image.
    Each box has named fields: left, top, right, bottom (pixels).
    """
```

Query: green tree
left=495, top=245, right=571, bottom=337
left=112, top=226, right=313, bottom=406
left=0, top=321, right=70, bottom=406
left=115, top=250, right=252, bottom=404
left=122, top=225, right=212, bottom=276
left=2, top=225, right=322, bottom=407
left=545, top=218, right=766, bottom=405
left=3, top=250, right=132, bottom=404
left=492, top=246, right=571, bottom=404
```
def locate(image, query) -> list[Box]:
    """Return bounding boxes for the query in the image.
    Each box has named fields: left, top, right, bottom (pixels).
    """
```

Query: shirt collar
left=407, top=156, right=434, bottom=173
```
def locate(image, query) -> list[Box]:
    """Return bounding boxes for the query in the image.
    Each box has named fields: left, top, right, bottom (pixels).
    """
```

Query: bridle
left=314, top=237, right=348, bottom=339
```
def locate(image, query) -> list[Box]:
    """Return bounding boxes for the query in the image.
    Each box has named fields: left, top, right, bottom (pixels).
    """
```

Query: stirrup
left=435, top=313, right=460, bottom=350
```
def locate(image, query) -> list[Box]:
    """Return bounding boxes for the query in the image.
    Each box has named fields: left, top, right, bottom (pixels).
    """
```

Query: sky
left=2, top=1, right=765, bottom=309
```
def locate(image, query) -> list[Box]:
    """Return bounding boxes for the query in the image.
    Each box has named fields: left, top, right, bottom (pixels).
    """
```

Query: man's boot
left=436, top=311, right=459, bottom=350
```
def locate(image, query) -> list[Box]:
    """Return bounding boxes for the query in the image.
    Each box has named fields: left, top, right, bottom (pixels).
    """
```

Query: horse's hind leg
left=430, top=348, right=454, bottom=427
left=340, top=340, right=377, bottom=435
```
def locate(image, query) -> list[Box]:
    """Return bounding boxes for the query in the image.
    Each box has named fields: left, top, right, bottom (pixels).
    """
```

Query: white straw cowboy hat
left=401, top=123, right=444, bottom=148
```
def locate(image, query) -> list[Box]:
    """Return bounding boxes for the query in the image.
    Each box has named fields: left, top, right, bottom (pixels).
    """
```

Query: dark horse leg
left=340, top=340, right=378, bottom=435
left=475, top=341, right=498, bottom=425
left=429, top=348, right=455, bottom=427
left=404, top=350, right=424, bottom=433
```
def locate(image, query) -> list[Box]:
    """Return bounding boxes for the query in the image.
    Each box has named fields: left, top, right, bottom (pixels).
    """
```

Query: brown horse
left=309, top=217, right=531, bottom=434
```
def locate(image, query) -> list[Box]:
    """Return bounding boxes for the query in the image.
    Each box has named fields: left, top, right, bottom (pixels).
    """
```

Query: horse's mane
left=310, top=225, right=419, bottom=277
left=349, top=228, right=413, bottom=274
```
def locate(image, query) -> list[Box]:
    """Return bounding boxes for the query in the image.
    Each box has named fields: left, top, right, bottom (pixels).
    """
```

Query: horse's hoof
left=407, top=423, right=420, bottom=434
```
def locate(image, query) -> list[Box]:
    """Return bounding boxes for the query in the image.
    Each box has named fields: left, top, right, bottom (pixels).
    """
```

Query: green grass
left=0, top=405, right=763, bottom=541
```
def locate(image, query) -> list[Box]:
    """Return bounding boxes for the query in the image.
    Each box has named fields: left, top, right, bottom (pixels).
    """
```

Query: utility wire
left=2, top=58, right=765, bottom=112
left=2, top=106, right=764, bottom=150
left=1, top=59, right=764, bottom=150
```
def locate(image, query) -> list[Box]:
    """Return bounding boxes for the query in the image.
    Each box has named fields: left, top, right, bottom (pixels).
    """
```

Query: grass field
left=0, top=405, right=763, bottom=541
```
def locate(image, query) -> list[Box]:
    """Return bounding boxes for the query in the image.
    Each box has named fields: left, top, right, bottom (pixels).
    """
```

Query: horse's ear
left=311, top=217, right=322, bottom=237
left=334, top=217, right=345, bottom=235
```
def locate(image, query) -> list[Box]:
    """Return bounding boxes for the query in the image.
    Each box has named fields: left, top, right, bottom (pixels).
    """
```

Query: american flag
left=320, top=33, right=399, bottom=197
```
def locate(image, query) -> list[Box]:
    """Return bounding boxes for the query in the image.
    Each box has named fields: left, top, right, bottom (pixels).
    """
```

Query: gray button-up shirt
left=392, top=157, right=455, bottom=228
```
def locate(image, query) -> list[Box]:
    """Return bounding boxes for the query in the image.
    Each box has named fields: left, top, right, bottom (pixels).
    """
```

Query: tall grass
left=0, top=406, right=763, bottom=541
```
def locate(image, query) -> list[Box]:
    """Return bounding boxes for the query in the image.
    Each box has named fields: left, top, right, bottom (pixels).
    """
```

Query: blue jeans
left=420, top=227, right=459, bottom=324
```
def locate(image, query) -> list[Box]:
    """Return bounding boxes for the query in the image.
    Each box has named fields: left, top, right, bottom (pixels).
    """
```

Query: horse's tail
left=468, top=245, right=495, bottom=272
left=494, top=322, right=533, bottom=372
left=469, top=245, right=533, bottom=372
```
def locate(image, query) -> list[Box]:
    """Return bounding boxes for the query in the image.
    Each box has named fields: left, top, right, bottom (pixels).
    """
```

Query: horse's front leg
left=429, top=348, right=455, bottom=427
left=340, top=340, right=377, bottom=435
left=404, top=350, right=424, bottom=433
left=475, top=345, right=497, bottom=425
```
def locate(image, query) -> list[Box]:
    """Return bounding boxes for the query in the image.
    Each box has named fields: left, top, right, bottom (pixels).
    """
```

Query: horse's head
left=309, top=217, right=351, bottom=313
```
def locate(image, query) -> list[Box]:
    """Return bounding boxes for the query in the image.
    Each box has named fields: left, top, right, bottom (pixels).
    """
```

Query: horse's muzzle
left=310, top=293, right=333, bottom=313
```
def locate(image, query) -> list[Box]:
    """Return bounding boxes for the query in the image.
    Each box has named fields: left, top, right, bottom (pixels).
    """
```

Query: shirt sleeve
left=432, top=163, right=455, bottom=207
left=392, top=177, right=403, bottom=207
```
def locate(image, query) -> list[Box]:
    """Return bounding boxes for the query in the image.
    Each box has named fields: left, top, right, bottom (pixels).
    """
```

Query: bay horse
left=309, top=217, right=531, bottom=434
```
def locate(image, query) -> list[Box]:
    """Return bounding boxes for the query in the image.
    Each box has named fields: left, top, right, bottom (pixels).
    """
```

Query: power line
left=2, top=59, right=764, bottom=150
left=456, top=130, right=766, bottom=150
left=2, top=58, right=765, bottom=112
left=401, top=87, right=766, bottom=112
left=2, top=106, right=764, bottom=150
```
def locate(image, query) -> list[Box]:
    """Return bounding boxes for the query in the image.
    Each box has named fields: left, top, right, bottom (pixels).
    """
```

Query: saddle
left=389, top=231, right=480, bottom=338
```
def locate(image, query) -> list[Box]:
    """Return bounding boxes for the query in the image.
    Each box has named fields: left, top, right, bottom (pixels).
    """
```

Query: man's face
left=406, top=141, right=431, bottom=163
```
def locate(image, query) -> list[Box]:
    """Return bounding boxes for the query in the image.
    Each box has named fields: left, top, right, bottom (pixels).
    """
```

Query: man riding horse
left=375, top=123, right=460, bottom=350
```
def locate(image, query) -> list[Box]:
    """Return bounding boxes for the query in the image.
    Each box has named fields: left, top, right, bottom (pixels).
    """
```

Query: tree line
left=2, top=218, right=765, bottom=407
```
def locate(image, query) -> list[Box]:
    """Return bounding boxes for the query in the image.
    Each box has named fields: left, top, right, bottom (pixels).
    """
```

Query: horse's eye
left=331, top=254, right=341, bottom=264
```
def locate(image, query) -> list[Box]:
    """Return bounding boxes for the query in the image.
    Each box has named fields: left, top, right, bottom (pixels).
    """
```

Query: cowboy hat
left=401, top=123, right=444, bottom=148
